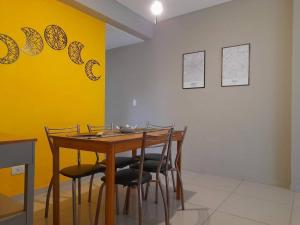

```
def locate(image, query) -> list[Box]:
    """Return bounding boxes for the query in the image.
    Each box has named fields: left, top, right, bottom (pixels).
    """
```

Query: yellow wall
left=0, top=0, right=105, bottom=196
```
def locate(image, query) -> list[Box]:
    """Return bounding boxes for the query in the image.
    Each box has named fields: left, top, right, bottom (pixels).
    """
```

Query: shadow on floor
left=34, top=184, right=209, bottom=225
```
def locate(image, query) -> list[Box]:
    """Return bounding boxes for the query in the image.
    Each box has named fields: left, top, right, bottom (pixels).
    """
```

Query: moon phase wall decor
left=68, top=41, right=84, bottom=64
left=21, top=27, right=44, bottom=56
left=0, top=33, right=20, bottom=64
left=1, top=24, right=102, bottom=82
left=85, top=59, right=101, bottom=81
left=44, top=24, right=67, bottom=50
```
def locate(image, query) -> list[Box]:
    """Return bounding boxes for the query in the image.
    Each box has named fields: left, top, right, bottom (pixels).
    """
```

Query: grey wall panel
left=106, top=0, right=292, bottom=187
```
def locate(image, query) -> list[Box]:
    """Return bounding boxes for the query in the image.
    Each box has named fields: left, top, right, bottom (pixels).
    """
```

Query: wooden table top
left=0, top=133, right=37, bottom=145
left=50, top=130, right=183, bottom=144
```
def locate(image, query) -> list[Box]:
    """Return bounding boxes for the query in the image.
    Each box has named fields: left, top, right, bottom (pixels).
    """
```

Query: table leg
left=53, top=144, right=60, bottom=225
left=105, top=146, right=116, bottom=225
left=24, top=163, right=34, bottom=225
left=176, top=140, right=183, bottom=200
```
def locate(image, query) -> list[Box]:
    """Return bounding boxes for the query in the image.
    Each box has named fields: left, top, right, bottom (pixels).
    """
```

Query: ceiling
left=115, top=0, right=232, bottom=22
left=106, top=24, right=143, bottom=50
left=106, top=0, right=232, bottom=50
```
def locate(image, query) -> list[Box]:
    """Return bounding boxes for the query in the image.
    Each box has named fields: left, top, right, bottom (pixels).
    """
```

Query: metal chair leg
left=88, top=174, right=94, bottom=203
left=145, top=182, right=150, bottom=200
left=115, top=185, right=119, bottom=214
left=141, top=184, right=145, bottom=201
left=94, top=183, right=105, bottom=225
left=157, top=176, right=169, bottom=225
left=170, top=170, right=176, bottom=193
left=72, top=179, right=77, bottom=225
left=155, top=174, right=159, bottom=204
left=169, top=154, right=176, bottom=192
left=137, top=185, right=143, bottom=225
left=78, top=178, right=81, bottom=205
left=123, top=186, right=131, bottom=215
left=44, top=177, right=53, bottom=218
left=165, top=172, right=170, bottom=212
left=176, top=168, right=185, bottom=210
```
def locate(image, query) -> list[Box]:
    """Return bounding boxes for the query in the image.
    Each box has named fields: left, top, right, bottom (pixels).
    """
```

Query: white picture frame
left=222, top=43, right=250, bottom=87
left=182, top=51, right=205, bottom=89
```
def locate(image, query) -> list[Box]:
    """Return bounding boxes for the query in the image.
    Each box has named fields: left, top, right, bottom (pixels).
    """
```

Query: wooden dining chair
left=94, top=128, right=173, bottom=225
left=87, top=124, right=137, bottom=204
left=44, top=125, right=106, bottom=225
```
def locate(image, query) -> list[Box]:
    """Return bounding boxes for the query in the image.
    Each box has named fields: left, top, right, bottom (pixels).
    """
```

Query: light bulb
left=151, top=0, right=163, bottom=16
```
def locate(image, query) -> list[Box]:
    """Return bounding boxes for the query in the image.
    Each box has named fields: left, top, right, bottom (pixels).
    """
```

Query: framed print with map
left=182, top=50, right=205, bottom=89
left=222, top=43, right=250, bottom=87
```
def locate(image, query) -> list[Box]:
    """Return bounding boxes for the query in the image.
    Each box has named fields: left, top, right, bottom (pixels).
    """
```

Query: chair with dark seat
left=94, top=128, right=173, bottom=225
left=142, top=126, right=187, bottom=210
left=143, top=122, right=177, bottom=192
left=87, top=124, right=137, bottom=203
left=44, top=125, right=106, bottom=225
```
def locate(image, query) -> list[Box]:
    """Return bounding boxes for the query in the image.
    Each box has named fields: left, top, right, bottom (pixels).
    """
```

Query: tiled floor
left=31, top=171, right=300, bottom=225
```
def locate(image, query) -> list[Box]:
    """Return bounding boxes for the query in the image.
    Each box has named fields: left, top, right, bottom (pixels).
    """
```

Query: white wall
left=292, top=0, right=300, bottom=191
left=106, top=0, right=292, bottom=187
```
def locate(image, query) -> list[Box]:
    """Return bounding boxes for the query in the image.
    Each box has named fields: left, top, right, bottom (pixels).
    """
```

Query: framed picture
left=221, top=43, right=250, bottom=87
left=182, top=50, right=205, bottom=89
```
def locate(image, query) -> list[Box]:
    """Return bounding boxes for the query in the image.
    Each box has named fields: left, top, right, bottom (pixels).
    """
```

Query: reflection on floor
left=32, top=171, right=300, bottom=225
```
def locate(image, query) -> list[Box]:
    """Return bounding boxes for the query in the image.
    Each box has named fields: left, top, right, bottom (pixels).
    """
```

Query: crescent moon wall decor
left=68, top=41, right=84, bottom=64
left=85, top=59, right=101, bottom=81
left=44, top=24, right=67, bottom=50
left=21, top=27, right=44, bottom=56
left=0, top=34, right=20, bottom=64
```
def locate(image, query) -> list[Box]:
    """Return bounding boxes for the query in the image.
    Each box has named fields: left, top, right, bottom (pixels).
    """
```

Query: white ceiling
left=115, top=0, right=232, bottom=22
left=106, top=24, right=143, bottom=50
left=106, top=0, right=232, bottom=50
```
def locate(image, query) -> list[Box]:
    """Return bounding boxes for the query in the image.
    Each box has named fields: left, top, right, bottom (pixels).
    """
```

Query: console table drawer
left=0, top=142, right=34, bottom=168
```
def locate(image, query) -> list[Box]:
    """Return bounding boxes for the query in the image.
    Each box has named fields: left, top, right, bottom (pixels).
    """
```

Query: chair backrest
left=87, top=123, right=114, bottom=133
left=87, top=123, right=114, bottom=162
left=45, top=125, right=82, bottom=165
left=146, top=122, right=175, bottom=130
left=139, top=128, right=174, bottom=182
left=175, top=126, right=188, bottom=166
left=145, top=122, right=175, bottom=160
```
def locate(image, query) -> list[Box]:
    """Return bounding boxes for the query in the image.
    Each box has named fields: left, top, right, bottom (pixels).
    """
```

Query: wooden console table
left=0, top=134, right=36, bottom=225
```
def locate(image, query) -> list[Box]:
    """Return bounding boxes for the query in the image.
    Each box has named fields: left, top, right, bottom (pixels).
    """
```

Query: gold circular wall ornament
left=21, top=27, right=44, bottom=56
left=0, top=33, right=20, bottom=64
left=68, top=41, right=84, bottom=65
left=85, top=59, right=101, bottom=81
left=44, top=25, right=67, bottom=50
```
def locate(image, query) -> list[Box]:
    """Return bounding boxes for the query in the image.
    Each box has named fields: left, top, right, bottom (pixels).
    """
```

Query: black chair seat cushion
left=60, top=164, right=105, bottom=179
left=100, top=156, right=137, bottom=168
left=144, top=153, right=166, bottom=161
left=132, top=160, right=172, bottom=173
left=101, top=169, right=152, bottom=186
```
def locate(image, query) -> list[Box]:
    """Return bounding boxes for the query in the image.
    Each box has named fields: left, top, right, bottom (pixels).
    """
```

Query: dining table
left=50, top=129, right=184, bottom=225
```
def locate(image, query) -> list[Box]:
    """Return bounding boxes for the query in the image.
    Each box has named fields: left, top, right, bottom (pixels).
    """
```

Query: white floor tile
left=182, top=170, right=202, bottom=180
left=235, top=181, right=294, bottom=205
left=153, top=202, right=213, bottom=225
left=219, top=193, right=292, bottom=225
left=34, top=201, right=45, bottom=212
left=32, top=172, right=297, bottom=225
left=184, top=183, right=231, bottom=209
left=294, top=192, right=300, bottom=208
left=204, top=211, right=267, bottom=225
left=168, top=203, right=213, bottom=225
left=184, top=173, right=241, bottom=192
left=291, top=206, right=300, bottom=225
